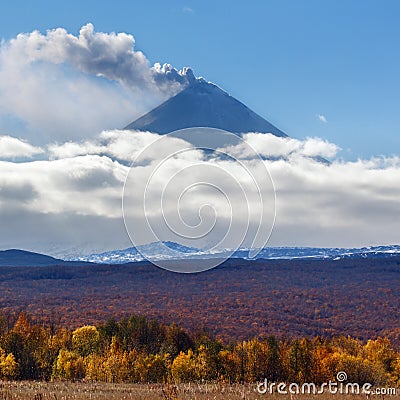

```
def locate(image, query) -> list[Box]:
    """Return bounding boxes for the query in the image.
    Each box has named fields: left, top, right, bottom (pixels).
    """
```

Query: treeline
left=0, top=312, right=399, bottom=385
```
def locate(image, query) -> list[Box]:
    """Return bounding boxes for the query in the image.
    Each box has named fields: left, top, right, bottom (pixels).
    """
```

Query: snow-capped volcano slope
left=125, top=80, right=287, bottom=136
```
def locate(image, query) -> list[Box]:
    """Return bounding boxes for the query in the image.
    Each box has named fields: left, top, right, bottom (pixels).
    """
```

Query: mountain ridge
left=1, top=244, right=400, bottom=266
left=70, top=242, right=400, bottom=264
left=0, top=249, right=88, bottom=267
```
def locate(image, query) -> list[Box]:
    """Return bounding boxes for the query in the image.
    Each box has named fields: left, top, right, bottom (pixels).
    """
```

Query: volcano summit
left=125, top=79, right=287, bottom=136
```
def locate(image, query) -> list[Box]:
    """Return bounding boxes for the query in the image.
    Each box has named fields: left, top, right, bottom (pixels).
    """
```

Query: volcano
left=125, top=79, right=287, bottom=136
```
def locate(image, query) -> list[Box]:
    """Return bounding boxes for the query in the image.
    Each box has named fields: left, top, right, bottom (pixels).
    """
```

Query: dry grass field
left=0, top=382, right=399, bottom=400
left=1, top=382, right=255, bottom=399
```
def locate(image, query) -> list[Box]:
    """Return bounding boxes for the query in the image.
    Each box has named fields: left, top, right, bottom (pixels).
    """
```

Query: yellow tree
left=85, top=354, right=106, bottom=382
left=218, top=349, right=241, bottom=383
left=240, top=339, right=268, bottom=382
left=52, top=349, right=85, bottom=381
left=12, top=312, right=32, bottom=338
left=364, top=337, right=396, bottom=376
left=102, top=337, right=130, bottom=383
left=171, top=350, right=198, bottom=383
left=0, top=348, right=19, bottom=380
left=133, top=353, right=169, bottom=383
left=391, top=357, right=400, bottom=385
left=313, top=346, right=335, bottom=384
left=326, top=351, right=382, bottom=385
left=72, top=326, right=100, bottom=357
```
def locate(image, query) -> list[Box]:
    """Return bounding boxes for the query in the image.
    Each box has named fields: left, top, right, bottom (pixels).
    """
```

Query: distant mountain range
left=70, top=242, right=400, bottom=264
left=1, top=244, right=399, bottom=267
left=125, top=79, right=287, bottom=136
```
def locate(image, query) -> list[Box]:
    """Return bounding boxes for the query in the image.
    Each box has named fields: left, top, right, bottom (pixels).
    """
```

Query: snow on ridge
left=67, top=243, right=400, bottom=264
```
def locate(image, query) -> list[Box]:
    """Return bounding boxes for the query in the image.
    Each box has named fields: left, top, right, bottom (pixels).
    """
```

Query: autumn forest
left=0, top=311, right=400, bottom=388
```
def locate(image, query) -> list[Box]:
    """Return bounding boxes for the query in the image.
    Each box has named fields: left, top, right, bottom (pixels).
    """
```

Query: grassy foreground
left=1, top=382, right=254, bottom=399
left=0, top=382, right=399, bottom=400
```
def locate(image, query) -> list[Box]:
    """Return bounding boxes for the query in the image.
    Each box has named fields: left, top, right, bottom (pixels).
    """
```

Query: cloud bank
left=0, top=135, right=44, bottom=159
left=0, top=24, right=196, bottom=143
left=2, top=25, right=396, bottom=257
left=0, top=131, right=399, bottom=257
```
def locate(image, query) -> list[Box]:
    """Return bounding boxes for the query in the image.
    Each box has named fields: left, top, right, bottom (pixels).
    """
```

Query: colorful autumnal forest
left=0, top=256, right=399, bottom=343
left=0, top=312, right=400, bottom=386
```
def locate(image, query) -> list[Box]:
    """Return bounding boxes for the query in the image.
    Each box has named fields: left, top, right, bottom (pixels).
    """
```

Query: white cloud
left=48, top=129, right=198, bottom=162
left=227, top=133, right=340, bottom=159
left=5, top=23, right=194, bottom=93
left=268, top=156, right=400, bottom=246
left=0, top=135, right=44, bottom=159
left=183, top=6, right=195, bottom=14
left=0, top=154, right=127, bottom=216
left=301, top=137, right=338, bottom=158
left=0, top=24, right=197, bottom=143
left=317, top=114, right=328, bottom=123
left=0, top=130, right=399, bottom=256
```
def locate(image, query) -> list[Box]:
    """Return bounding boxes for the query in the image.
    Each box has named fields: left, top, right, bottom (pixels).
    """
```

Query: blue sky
left=0, top=0, right=399, bottom=158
